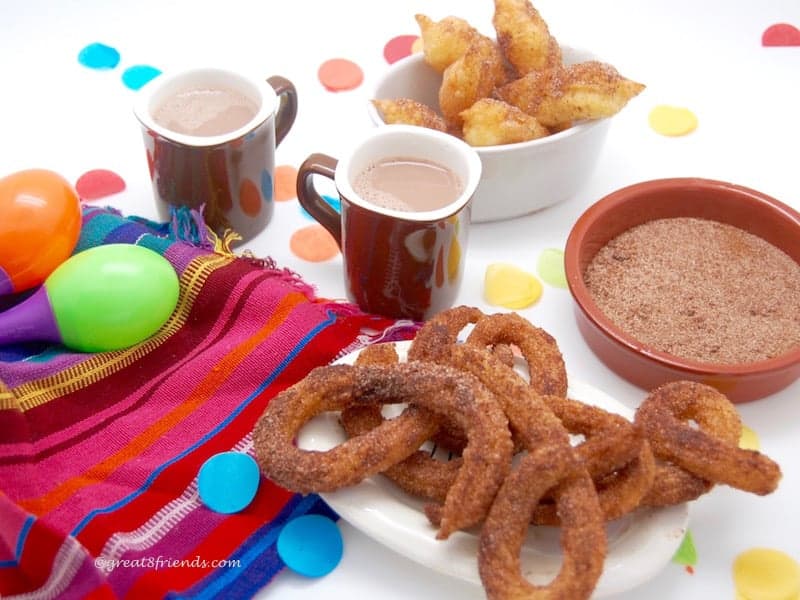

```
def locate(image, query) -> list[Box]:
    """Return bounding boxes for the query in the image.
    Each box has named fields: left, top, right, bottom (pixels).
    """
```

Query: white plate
left=298, top=341, right=689, bottom=598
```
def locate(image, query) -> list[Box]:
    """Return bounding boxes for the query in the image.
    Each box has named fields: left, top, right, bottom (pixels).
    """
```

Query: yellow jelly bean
left=733, top=548, right=800, bottom=600
left=484, top=263, right=543, bottom=309
left=649, top=105, right=698, bottom=136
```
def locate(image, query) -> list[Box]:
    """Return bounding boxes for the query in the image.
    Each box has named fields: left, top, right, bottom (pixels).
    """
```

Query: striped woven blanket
left=0, top=206, right=416, bottom=598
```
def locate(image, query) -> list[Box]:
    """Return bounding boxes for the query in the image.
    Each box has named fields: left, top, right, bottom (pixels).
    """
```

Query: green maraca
left=0, top=244, right=179, bottom=352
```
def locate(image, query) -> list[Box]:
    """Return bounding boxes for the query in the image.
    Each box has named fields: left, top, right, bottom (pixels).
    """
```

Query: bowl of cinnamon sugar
left=564, top=177, right=800, bottom=403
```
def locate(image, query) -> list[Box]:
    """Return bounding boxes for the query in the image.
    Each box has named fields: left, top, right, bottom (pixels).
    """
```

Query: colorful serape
left=0, top=206, right=417, bottom=599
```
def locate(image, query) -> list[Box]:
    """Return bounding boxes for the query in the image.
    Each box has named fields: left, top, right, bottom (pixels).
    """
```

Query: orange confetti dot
left=274, top=165, right=298, bottom=201
left=318, top=58, right=364, bottom=92
left=290, top=225, right=340, bottom=262
left=239, top=178, right=262, bottom=217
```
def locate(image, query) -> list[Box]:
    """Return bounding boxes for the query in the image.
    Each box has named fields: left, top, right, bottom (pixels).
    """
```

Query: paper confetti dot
left=290, top=225, right=340, bottom=262
left=384, top=35, right=419, bottom=64
left=733, top=548, right=800, bottom=600
left=672, top=530, right=697, bottom=567
left=739, top=424, right=760, bottom=451
left=649, top=105, right=698, bottom=136
left=274, top=165, right=298, bottom=201
left=537, top=248, right=568, bottom=288
left=484, top=263, right=543, bottom=309
left=762, top=23, right=800, bottom=46
left=78, top=43, right=121, bottom=70
left=278, top=514, right=343, bottom=578
left=239, top=178, right=262, bottom=217
left=122, top=65, right=162, bottom=90
left=318, top=58, right=364, bottom=92
left=75, top=169, right=126, bottom=201
left=198, top=452, right=260, bottom=514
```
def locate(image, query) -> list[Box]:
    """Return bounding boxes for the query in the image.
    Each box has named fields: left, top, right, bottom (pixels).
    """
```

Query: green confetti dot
left=672, top=530, right=697, bottom=567
left=537, top=248, right=568, bottom=288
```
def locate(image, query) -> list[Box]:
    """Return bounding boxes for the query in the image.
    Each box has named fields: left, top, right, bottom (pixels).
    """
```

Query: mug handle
left=296, top=153, right=342, bottom=248
left=267, top=75, right=298, bottom=147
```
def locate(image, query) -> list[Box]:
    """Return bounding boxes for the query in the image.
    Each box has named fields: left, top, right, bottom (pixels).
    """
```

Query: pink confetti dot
left=762, top=23, right=800, bottom=46
left=318, top=58, right=364, bottom=92
left=383, top=35, right=419, bottom=64
left=75, top=169, right=126, bottom=201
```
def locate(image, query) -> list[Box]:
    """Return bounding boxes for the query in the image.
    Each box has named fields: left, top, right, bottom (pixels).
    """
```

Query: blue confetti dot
left=122, top=65, right=162, bottom=90
left=78, top=43, right=121, bottom=70
left=198, top=452, right=260, bottom=514
left=261, top=169, right=273, bottom=201
left=300, top=194, right=341, bottom=220
left=277, top=514, right=343, bottom=578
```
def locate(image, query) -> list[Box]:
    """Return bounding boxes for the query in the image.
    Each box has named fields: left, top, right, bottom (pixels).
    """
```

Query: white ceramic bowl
left=368, top=47, right=613, bottom=223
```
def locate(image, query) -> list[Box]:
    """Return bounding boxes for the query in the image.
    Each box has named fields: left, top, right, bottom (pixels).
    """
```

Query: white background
left=2, top=1, right=799, bottom=598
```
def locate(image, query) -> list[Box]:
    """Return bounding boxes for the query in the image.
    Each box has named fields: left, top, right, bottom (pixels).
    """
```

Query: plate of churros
left=297, top=341, right=690, bottom=598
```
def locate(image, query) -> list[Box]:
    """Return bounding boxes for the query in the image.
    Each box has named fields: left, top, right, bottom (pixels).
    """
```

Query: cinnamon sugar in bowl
left=564, top=178, right=800, bottom=403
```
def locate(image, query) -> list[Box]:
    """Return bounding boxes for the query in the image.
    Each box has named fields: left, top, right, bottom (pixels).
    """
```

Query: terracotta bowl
left=564, top=177, right=800, bottom=403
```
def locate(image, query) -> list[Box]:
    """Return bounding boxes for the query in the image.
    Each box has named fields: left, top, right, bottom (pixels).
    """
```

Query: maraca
left=0, top=244, right=179, bottom=352
left=0, top=169, right=82, bottom=295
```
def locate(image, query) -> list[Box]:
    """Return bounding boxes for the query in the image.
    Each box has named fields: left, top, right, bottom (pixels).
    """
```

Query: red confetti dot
left=762, top=23, right=800, bottom=46
left=383, top=35, right=419, bottom=64
left=75, top=169, right=126, bottom=201
left=318, top=58, right=364, bottom=92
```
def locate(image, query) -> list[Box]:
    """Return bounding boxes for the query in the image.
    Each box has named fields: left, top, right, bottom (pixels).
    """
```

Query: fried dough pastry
left=460, top=98, right=550, bottom=146
left=496, top=60, right=645, bottom=129
left=371, top=98, right=447, bottom=132
left=635, top=381, right=782, bottom=496
left=479, top=446, right=606, bottom=600
left=439, top=36, right=509, bottom=130
left=415, top=14, right=481, bottom=73
left=492, top=0, right=562, bottom=76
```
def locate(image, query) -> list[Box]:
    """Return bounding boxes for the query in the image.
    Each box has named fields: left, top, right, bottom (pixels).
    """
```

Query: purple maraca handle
left=0, top=286, right=62, bottom=346
left=0, top=266, right=13, bottom=296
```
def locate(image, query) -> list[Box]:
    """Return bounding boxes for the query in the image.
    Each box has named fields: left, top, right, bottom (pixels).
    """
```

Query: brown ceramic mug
left=296, top=124, right=482, bottom=321
left=134, top=68, right=297, bottom=244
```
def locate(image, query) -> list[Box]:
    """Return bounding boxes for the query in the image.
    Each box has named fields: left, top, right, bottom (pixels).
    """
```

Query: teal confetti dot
left=78, top=43, right=121, bottom=70
left=277, top=514, right=343, bottom=577
left=198, top=452, right=260, bottom=514
left=300, top=194, right=341, bottom=220
left=122, top=65, right=162, bottom=90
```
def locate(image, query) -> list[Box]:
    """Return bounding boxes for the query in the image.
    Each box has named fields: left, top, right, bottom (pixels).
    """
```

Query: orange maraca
left=0, top=169, right=82, bottom=295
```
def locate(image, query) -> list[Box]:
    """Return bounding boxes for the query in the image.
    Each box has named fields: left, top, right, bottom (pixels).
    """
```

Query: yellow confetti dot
left=733, top=548, right=800, bottom=600
left=484, top=263, right=543, bottom=309
left=649, top=105, right=698, bottom=136
left=739, top=424, right=760, bottom=451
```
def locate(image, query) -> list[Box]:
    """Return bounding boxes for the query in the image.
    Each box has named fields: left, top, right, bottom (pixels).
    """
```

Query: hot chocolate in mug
left=296, top=124, right=482, bottom=320
left=134, top=68, right=297, bottom=244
